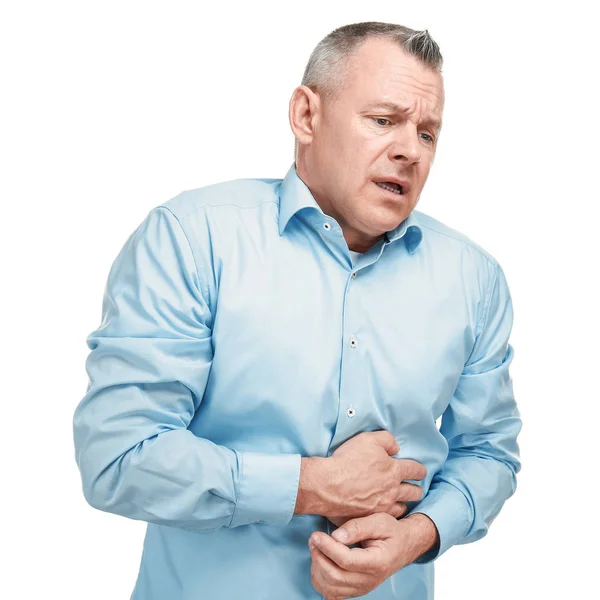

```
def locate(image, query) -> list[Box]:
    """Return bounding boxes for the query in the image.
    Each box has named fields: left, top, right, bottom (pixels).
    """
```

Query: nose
left=389, top=123, right=422, bottom=165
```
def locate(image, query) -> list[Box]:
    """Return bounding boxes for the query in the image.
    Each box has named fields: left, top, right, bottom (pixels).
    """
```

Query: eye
left=373, top=117, right=391, bottom=127
left=420, top=133, right=435, bottom=143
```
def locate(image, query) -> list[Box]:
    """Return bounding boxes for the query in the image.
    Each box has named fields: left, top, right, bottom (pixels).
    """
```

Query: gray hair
left=293, top=22, right=443, bottom=158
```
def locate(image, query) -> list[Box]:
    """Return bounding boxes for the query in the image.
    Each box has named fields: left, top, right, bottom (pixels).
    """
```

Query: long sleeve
left=72, top=206, right=301, bottom=532
left=409, top=259, right=522, bottom=562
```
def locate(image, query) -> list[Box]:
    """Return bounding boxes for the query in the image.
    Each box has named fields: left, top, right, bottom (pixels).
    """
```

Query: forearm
left=407, top=448, right=519, bottom=563
left=77, top=425, right=238, bottom=529
left=75, top=385, right=301, bottom=531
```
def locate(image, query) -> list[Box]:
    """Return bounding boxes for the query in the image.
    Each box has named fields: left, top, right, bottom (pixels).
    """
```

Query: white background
left=2, top=1, right=598, bottom=598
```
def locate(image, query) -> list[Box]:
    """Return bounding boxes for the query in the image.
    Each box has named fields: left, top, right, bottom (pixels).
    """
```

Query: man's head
left=289, top=22, right=444, bottom=252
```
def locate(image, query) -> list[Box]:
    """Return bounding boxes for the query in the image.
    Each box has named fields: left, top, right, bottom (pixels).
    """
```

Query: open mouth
left=375, top=181, right=404, bottom=195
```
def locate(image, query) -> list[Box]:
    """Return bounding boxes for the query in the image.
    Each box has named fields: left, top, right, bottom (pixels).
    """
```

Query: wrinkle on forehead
left=387, top=71, right=444, bottom=103
left=353, top=65, right=443, bottom=103
left=344, top=38, right=444, bottom=106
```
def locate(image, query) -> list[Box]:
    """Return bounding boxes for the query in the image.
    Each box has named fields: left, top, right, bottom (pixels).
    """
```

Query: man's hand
left=295, top=431, right=426, bottom=521
left=308, top=513, right=439, bottom=600
left=327, top=505, right=408, bottom=529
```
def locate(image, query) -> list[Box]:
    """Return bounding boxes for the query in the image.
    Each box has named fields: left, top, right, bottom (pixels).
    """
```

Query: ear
left=288, top=85, right=320, bottom=146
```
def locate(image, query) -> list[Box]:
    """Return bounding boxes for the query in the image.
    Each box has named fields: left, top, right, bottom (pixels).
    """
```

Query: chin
left=363, top=218, right=403, bottom=238
left=375, top=205, right=412, bottom=229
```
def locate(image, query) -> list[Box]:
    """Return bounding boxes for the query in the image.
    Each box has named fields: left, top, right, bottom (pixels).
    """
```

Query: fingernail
left=333, top=528, right=348, bottom=542
left=309, top=536, right=319, bottom=550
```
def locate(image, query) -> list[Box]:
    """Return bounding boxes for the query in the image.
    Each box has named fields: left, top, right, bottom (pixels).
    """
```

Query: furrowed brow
left=364, top=102, right=442, bottom=131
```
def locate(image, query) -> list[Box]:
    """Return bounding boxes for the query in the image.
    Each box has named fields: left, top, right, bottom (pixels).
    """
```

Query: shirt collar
left=277, top=162, right=423, bottom=255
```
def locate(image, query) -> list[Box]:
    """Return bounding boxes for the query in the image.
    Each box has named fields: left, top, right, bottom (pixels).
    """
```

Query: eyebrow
left=364, top=102, right=442, bottom=131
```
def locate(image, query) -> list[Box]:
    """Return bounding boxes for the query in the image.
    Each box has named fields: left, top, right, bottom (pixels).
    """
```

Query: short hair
left=293, top=22, right=443, bottom=158
left=301, top=21, right=443, bottom=102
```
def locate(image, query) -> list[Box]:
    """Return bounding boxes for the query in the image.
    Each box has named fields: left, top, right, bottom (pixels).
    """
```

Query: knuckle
left=376, top=512, right=389, bottom=526
left=409, top=486, right=422, bottom=501
left=323, top=566, right=340, bottom=585
left=370, top=555, right=391, bottom=578
left=383, top=492, right=394, bottom=510
left=347, top=519, right=361, bottom=536
left=316, top=561, right=329, bottom=580
left=329, top=570, right=344, bottom=586
left=402, top=460, right=416, bottom=478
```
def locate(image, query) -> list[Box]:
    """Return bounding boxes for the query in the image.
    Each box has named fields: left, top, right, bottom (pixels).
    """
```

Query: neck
left=295, top=158, right=385, bottom=253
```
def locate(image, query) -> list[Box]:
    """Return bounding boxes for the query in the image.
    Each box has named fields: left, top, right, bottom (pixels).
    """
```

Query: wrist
left=294, top=457, right=330, bottom=515
left=402, top=513, right=440, bottom=561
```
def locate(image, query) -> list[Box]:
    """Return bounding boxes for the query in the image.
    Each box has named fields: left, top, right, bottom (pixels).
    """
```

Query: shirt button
left=350, top=336, right=357, bottom=348
left=323, top=222, right=331, bottom=231
left=351, top=271, right=357, bottom=279
left=347, top=406, right=356, bottom=418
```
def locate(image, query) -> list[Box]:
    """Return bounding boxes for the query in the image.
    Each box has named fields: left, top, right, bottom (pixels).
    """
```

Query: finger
left=310, top=547, right=365, bottom=596
left=311, top=532, right=375, bottom=573
left=389, top=502, right=408, bottom=519
left=395, top=459, right=427, bottom=481
left=371, top=430, right=399, bottom=456
left=397, top=482, right=423, bottom=502
left=330, top=513, right=394, bottom=546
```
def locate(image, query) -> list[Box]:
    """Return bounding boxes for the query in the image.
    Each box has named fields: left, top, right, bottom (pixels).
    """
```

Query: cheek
left=417, top=160, right=432, bottom=182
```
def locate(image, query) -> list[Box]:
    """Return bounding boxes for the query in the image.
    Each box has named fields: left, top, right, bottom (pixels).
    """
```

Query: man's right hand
left=294, top=430, right=427, bottom=522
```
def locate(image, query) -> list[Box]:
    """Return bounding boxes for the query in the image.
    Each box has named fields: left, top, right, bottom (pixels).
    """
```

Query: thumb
left=331, top=513, right=390, bottom=545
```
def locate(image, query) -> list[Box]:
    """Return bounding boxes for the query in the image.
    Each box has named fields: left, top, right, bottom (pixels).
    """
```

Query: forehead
left=341, top=37, right=444, bottom=115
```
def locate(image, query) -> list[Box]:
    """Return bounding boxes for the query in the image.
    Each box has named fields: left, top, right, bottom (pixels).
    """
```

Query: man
left=73, top=22, right=522, bottom=600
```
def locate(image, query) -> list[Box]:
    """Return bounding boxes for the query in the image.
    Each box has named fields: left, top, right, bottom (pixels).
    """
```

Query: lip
left=372, top=177, right=411, bottom=195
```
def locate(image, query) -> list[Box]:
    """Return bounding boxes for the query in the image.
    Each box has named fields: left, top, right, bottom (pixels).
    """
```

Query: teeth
left=376, top=182, right=403, bottom=195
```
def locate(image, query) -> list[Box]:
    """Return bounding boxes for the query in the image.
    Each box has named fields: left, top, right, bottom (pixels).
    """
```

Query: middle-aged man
left=73, top=22, right=522, bottom=600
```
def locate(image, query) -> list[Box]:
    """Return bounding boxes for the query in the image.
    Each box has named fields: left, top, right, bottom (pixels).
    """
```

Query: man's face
left=298, top=37, right=444, bottom=250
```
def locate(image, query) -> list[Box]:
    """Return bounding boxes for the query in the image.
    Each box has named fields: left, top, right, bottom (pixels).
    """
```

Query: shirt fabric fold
left=73, top=162, right=521, bottom=600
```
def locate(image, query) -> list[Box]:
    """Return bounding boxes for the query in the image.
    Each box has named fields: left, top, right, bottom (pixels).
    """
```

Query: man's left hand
left=309, top=513, right=439, bottom=600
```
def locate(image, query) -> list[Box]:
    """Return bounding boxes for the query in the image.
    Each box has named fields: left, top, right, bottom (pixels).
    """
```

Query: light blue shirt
left=73, top=162, right=522, bottom=600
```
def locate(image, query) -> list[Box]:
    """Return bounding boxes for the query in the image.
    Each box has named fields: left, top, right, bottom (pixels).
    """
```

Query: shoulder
left=413, top=209, right=499, bottom=269
left=413, top=209, right=508, bottom=304
left=157, top=176, right=282, bottom=222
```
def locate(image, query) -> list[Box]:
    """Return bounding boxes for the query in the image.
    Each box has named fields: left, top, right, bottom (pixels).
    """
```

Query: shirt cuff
left=408, top=484, right=472, bottom=563
left=229, top=451, right=302, bottom=528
